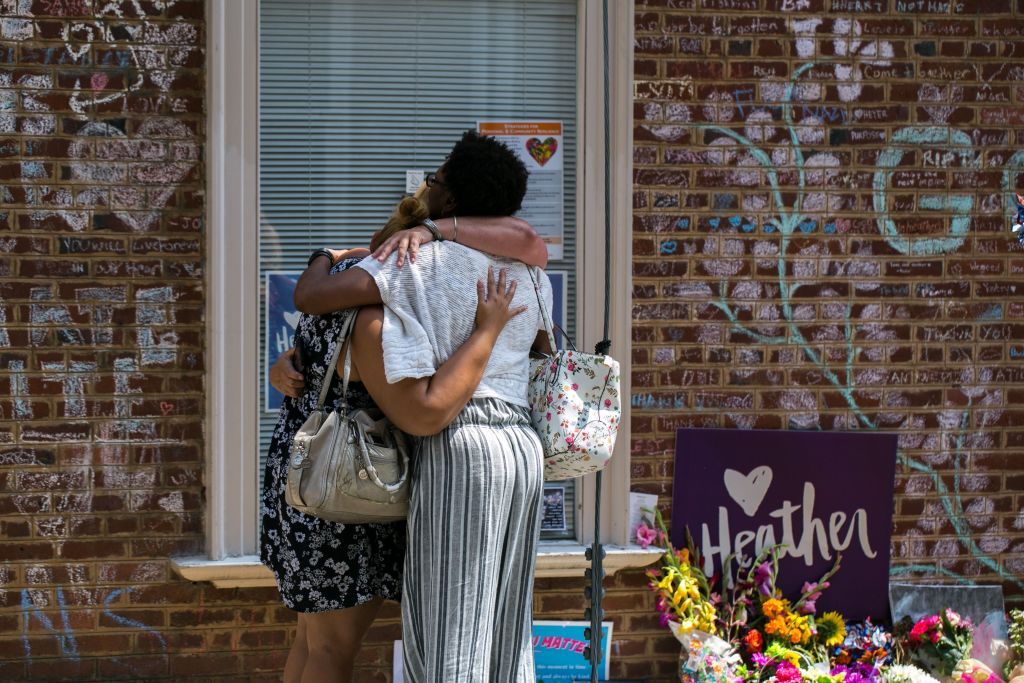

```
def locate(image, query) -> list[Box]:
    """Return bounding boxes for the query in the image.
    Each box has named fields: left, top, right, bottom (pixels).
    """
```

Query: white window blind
left=258, top=0, right=579, bottom=539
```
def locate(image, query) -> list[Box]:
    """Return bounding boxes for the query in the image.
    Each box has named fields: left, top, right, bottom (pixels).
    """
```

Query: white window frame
left=174, top=0, right=659, bottom=587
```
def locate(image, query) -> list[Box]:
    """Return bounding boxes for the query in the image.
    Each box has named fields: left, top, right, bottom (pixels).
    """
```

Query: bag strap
left=354, top=426, right=408, bottom=493
left=527, top=267, right=558, bottom=353
left=527, top=267, right=579, bottom=353
left=314, top=312, right=356, bottom=411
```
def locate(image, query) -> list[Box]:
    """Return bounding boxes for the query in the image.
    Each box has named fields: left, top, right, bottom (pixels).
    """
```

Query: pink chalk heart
left=525, top=137, right=557, bottom=166
left=90, top=72, right=108, bottom=91
left=159, top=401, right=175, bottom=416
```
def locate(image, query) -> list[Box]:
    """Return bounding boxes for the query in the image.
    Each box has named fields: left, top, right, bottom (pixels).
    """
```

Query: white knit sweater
left=356, top=242, right=552, bottom=408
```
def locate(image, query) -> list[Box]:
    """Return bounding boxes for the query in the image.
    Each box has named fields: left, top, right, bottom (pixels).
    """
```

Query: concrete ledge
left=535, top=543, right=664, bottom=578
left=172, top=544, right=663, bottom=588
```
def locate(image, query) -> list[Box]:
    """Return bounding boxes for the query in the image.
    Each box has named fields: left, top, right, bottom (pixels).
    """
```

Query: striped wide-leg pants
left=402, top=398, right=544, bottom=682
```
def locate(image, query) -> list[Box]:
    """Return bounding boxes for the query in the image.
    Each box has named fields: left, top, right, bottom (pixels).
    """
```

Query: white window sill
left=171, top=543, right=663, bottom=588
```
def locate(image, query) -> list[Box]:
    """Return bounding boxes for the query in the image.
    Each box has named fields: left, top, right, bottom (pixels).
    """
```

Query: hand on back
left=475, top=266, right=526, bottom=337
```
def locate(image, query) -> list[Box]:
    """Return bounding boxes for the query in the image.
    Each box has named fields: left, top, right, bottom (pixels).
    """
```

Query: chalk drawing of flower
left=830, top=18, right=894, bottom=102
left=789, top=17, right=893, bottom=103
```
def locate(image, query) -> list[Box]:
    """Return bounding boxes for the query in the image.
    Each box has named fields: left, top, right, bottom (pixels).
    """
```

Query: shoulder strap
left=314, top=312, right=356, bottom=410
left=527, top=267, right=558, bottom=353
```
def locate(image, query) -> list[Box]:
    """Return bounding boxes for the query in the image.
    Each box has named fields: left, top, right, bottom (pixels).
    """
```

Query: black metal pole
left=584, top=471, right=605, bottom=681
left=583, top=0, right=612, bottom=681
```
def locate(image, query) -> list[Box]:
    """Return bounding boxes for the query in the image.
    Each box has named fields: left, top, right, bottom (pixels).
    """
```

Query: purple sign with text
left=672, top=428, right=897, bottom=620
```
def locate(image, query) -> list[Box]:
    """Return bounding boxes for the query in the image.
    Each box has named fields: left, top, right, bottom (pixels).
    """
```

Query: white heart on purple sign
left=723, top=466, right=773, bottom=517
left=284, top=311, right=301, bottom=329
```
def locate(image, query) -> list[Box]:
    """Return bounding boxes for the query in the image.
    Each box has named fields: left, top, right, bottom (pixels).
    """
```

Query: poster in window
left=265, top=271, right=303, bottom=413
left=541, top=485, right=566, bottom=532
left=546, top=270, right=567, bottom=349
left=477, top=121, right=564, bottom=260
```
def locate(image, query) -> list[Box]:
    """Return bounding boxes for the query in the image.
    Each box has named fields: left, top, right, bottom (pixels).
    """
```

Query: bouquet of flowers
left=678, top=629, right=745, bottom=683
left=644, top=509, right=746, bottom=683
left=639, top=514, right=995, bottom=683
left=903, top=610, right=975, bottom=677
left=644, top=509, right=718, bottom=636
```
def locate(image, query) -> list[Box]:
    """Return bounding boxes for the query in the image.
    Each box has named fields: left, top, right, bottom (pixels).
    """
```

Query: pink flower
left=636, top=523, right=659, bottom=549
left=753, top=561, right=773, bottom=596
left=775, top=662, right=802, bottom=683
left=910, top=615, right=940, bottom=643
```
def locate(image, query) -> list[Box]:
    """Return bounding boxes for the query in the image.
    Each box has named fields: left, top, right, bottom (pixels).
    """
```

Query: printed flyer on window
left=264, top=271, right=302, bottom=413
left=478, top=120, right=564, bottom=260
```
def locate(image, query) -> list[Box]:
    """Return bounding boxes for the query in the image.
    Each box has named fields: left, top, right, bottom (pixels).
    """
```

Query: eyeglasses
left=424, top=171, right=445, bottom=188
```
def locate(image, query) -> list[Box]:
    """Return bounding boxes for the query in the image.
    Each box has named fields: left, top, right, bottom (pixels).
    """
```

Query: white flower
left=883, top=664, right=941, bottom=683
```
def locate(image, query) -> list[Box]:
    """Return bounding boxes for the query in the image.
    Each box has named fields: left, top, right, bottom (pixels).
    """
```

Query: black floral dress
left=259, top=259, right=405, bottom=613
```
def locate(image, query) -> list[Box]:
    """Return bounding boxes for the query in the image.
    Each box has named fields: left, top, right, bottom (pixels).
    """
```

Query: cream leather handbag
left=285, top=314, right=410, bottom=523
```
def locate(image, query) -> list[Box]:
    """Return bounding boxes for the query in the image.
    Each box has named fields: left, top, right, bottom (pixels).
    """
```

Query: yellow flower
left=764, top=616, right=788, bottom=636
left=762, top=598, right=787, bottom=618
left=657, top=574, right=674, bottom=592
left=817, top=611, right=847, bottom=648
left=790, top=613, right=812, bottom=644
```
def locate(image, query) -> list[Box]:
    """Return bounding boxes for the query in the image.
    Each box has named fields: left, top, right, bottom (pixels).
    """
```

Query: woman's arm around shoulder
left=293, top=249, right=382, bottom=315
left=370, top=217, right=548, bottom=269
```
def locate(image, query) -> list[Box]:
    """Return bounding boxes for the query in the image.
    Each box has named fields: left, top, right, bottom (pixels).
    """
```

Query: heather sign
left=672, top=429, right=897, bottom=620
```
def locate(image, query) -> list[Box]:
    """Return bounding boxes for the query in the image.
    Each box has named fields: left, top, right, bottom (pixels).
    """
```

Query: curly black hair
left=443, top=130, right=529, bottom=216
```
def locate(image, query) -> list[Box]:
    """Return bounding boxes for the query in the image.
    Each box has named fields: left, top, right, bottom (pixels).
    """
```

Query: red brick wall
left=0, top=0, right=286, bottom=680
left=632, top=0, right=1024, bottom=645
left=3, top=1, right=1023, bottom=681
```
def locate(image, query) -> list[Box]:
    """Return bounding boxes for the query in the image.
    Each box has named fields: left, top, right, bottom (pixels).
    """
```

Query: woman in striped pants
left=296, top=131, right=550, bottom=681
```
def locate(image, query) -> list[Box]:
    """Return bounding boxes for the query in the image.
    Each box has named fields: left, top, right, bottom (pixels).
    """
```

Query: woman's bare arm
left=371, top=217, right=548, bottom=268
left=350, top=268, right=524, bottom=436
left=293, top=254, right=382, bottom=314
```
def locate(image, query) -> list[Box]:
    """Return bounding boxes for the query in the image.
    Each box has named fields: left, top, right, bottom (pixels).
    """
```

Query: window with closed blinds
left=258, top=0, right=579, bottom=539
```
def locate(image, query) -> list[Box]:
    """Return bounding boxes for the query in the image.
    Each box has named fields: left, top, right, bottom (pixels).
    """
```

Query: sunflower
left=816, top=611, right=847, bottom=647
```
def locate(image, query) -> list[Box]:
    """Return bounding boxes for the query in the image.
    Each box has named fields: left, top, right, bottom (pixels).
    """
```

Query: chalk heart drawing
left=284, top=310, right=301, bottom=329
left=525, top=137, right=557, bottom=166
left=68, top=117, right=196, bottom=232
left=723, top=466, right=773, bottom=517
